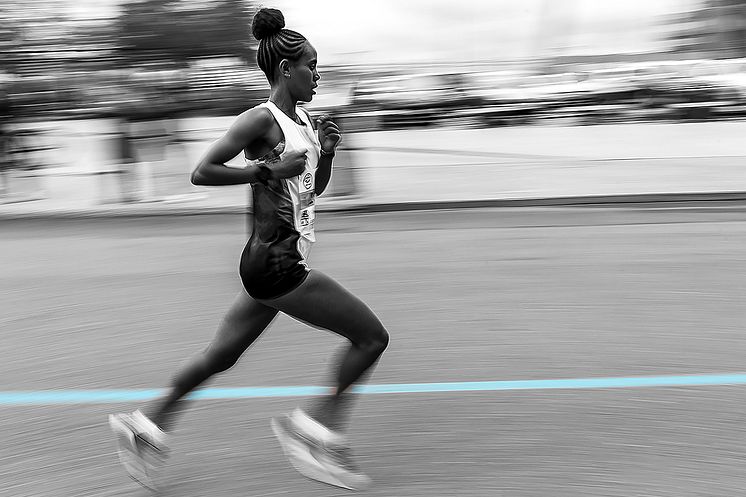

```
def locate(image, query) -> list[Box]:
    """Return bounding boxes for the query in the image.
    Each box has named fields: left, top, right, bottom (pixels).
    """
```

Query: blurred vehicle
left=456, top=70, right=542, bottom=127
left=461, top=59, right=746, bottom=126
left=348, top=72, right=486, bottom=129
left=684, top=58, right=746, bottom=119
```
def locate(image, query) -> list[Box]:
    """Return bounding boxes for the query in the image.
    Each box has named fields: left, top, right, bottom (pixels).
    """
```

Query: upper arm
left=199, top=107, right=273, bottom=166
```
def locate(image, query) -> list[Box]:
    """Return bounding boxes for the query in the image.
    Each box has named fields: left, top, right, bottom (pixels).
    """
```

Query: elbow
left=190, top=165, right=207, bottom=186
left=190, top=171, right=203, bottom=186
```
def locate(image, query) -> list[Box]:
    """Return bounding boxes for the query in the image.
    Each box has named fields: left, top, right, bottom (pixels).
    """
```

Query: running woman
left=108, top=7, right=389, bottom=492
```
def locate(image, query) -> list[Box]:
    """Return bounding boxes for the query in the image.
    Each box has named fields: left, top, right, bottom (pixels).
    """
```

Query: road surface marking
left=2, top=373, right=746, bottom=406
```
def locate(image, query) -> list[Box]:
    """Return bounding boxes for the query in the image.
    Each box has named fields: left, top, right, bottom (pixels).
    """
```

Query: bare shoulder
left=224, top=105, right=274, bottom=144
left=233, top=105, right=274, bottom=130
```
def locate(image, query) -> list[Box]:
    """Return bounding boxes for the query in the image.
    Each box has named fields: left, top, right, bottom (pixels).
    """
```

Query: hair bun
left=252, top=8, right=285, bottom=40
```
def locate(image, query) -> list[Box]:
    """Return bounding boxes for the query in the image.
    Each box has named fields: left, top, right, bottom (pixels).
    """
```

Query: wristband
left=320, top=148, right=335, bottom=157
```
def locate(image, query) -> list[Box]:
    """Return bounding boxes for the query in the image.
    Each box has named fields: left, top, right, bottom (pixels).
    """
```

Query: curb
left=2, top=191, right=746, bottom=220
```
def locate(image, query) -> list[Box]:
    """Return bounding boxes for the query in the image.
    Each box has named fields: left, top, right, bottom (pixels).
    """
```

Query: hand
left=271, top=149, right=308, bottom=179
left=316, top=115, right=341, bottom=154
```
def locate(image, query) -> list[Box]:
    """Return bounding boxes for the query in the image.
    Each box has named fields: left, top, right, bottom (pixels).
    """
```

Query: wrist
left=320, top=148, right=335, bottom=157
left=253, top=162, right=273, bottom=185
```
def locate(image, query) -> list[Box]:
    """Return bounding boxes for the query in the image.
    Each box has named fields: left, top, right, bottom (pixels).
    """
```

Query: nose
left=313, top=70, right=320, bottom=82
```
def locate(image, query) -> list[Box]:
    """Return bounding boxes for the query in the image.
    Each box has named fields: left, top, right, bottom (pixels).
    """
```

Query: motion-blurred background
left=1, top=0, right=745, bottom=208
left=5, top=4, right=746, bottom=495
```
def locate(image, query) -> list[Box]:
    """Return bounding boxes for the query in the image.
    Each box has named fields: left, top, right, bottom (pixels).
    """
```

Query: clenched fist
left=316, top=115, right=341, bottom=154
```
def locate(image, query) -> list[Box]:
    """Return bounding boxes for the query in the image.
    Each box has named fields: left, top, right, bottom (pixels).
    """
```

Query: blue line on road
left=2, top=373, right=746, bottom=406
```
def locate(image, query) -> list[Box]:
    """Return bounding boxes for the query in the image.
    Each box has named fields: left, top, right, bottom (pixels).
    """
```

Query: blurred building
left=667, top=0, right=746, bottom=58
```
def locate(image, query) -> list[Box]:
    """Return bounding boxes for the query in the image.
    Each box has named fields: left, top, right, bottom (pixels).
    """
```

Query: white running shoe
left=108, top=410, right=170, bottom=490
left=271, top=411, right=372, bottom=491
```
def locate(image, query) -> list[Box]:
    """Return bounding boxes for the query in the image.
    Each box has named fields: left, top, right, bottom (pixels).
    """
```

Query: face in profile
left=285, top=43, right=320, bottom=103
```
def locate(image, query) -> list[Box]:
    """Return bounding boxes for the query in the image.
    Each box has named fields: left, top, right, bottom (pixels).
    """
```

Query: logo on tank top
left=302, top=172, right=313, bottom=190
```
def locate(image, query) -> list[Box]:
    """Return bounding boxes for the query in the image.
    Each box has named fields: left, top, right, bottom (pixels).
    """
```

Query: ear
left=278, top=59, right=291, bottom=78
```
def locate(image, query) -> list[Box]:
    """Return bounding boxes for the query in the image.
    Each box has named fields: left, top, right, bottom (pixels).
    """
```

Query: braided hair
left=252, top=8, right=308, bottom=81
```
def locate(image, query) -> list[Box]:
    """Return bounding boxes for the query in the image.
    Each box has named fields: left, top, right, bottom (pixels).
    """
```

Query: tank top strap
left=262, top=101, right=303, bottom=143
left=261, top=101, right=319, bottom=160
left=296, top=106, right=315, bottom=128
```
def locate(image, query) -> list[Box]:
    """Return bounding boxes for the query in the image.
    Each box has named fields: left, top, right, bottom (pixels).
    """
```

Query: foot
left=108, top=410, right=170, bottom=490
left=270, top=410, right=371, bottom=491
left=321, top=442, right=373, bottom=491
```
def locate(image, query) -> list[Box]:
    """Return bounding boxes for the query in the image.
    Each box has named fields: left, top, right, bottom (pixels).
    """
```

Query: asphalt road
left=2, top=206, right=746, bottom=497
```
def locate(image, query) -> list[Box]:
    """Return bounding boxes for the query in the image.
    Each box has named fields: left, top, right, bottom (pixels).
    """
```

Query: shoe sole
left=108, top=414, right=158, bottom=491
left=270, top=416, right=367, bottom=491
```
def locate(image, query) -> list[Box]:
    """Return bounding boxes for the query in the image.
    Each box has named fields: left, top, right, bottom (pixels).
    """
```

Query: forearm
left=315, top=152, right=334, bottom=195
left=191, top=161, right=266, bottom=186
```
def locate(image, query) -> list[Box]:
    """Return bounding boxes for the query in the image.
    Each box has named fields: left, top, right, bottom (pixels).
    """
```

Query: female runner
left=109, top=7, right=389, bottom=492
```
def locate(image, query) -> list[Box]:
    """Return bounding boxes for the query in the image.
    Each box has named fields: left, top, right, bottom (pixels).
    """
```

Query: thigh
left=207, top=290, right=279, bottom=353
left=258, top=270, right=386, bottom=344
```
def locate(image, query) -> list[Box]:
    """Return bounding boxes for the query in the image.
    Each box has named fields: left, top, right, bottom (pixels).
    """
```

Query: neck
left=268, top=89, right=298, bottom=120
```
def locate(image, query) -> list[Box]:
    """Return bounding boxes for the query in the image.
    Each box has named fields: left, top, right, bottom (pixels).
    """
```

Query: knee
left=378, top=329, right=390, bottom=352
left=364, top=327, right=389, bottom=357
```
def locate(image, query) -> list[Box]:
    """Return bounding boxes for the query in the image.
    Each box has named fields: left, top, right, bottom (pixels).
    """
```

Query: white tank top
left=247, top=100, right=320, bottom=261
